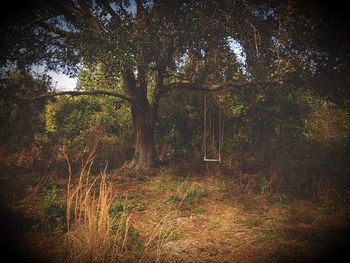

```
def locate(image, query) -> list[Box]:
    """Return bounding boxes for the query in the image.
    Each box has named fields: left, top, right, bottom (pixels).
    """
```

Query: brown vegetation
left=1, top=159, right=349, bottom=263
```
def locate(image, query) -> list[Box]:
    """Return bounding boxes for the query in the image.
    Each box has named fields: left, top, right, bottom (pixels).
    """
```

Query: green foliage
left=168, top=181, right=209, bottom=208
left=109, top=199, right=125, bottom=215
left=109, top=198, right=132, bottom=217
left=0, top=1, right=349, bottom=200
left=0, top=71, right=50, bottom=149
left=153, top=80, right=350, bottom=197
left=302, top=94, right=350, bottom=144
left=115, top=216, right=143, bottom=251
left=194, top=206, right=205, bottom=214
left=270, top=194, right=294, bottom=205
left=42, top=182, right=65, bottom=231
left=43, top=67, right=134, bottom=169
left=317, top=203, right=336, bottom=215
left=109, top=195, right=146, bottom=219
left=224, top=84, right=304, bottom=161
left=134, top=200, right=145, bottom=212
left=157, top=90, right=203, bottom=159
left=259, top=176, right=273, bottom=197
left=221, top=84, right=350, bottom=196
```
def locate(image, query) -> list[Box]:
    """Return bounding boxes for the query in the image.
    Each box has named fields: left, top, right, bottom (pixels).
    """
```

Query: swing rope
left=203, top=94, right=224, bottom=163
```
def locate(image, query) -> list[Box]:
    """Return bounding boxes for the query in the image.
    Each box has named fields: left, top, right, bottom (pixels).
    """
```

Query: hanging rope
left=203, top=94, right=224, bottom=163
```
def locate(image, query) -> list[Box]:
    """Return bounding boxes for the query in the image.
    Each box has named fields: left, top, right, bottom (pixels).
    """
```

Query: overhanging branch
left=29, top=90, right=137, bottom=105
left=161, top=79, right=284, bottom=94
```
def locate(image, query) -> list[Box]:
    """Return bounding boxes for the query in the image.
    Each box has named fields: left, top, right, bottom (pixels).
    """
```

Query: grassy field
left=1, top=164, right=350, bottom=263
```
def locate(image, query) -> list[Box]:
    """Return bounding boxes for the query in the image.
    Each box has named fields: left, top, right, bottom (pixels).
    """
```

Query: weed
left=259, top=176, right=273, bottom=196
left=213, top=218, right=222, bottom=227
left=167, top=230, right=177, bottom=240
left=270, top=193, right=294, bottom=204
left=246, top=219, right=262, bottom=228
left=317, top=203, right=336, bottom=215
left=210, top=179, right=229, bottom=193
left=115, top=214, right=144, bottom=251
left=109, top=196, right=145, bottom=217
left=139, top=211, right=178, bottom=263
left=215, top=195, right=226, bottom=203
left=42, top=182, right=65, bottom=231
left=134, top=200, right=145, bottom=211
left=259, top=227, right=283, bottom=241
left=110, top=198, right=125, bottom=214
left=186, top=187, right=205, bottom=204
left=153, top=181, right=164, bottom=193
left=284, top=227, right=320, bottom=243
left=109, top=197, right=133, bottom=217
left=194, top=206, right=204, bottom=214
left=152, top=173, right=177, bottom=193
left=168, top=181, right=209, bottom=209
left=168, top=195, right=182, bottom=204
left=234, top=194, right=259, bottom=211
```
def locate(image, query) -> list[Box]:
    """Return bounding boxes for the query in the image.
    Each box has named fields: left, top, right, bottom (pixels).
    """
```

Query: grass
left=65, top=168, right=350, bottom=262
left=168, top=181, right=209, bottom=208
left=2, top=165, right=350, bottom=263
left=64, top=157, right=142, bottom=263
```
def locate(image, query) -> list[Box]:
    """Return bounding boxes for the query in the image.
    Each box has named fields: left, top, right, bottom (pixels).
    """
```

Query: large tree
left=1, top=0, right=347, bottom=169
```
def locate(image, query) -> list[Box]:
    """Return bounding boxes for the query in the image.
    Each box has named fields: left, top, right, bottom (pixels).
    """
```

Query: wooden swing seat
left=203, top=157, right=221, bottom=162
left=203, top=95, right=223, bottom=163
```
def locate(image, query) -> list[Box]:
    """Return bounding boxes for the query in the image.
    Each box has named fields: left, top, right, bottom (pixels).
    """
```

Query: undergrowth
left=42, top=182, right=65, bottom=232
left=168, top=181, right=209, bottom=209
left=64, top=156, right=142, bottom=263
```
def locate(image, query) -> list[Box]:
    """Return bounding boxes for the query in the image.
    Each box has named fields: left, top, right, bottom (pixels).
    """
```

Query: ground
left=1, top=165, right=350, bottom=262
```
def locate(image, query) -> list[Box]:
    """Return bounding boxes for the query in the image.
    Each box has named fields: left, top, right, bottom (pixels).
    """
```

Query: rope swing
left=203, top=94, right=224, bottom=163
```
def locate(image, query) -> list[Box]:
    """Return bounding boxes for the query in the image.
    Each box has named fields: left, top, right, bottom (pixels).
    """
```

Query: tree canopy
left=1, top=0, right=349, bottom=168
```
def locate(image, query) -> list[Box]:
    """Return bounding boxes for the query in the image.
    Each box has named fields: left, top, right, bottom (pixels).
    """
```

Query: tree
left=45, top=66, right=134, bottom=169
left=0, top=71, right=50, bottom=149
left=1, top=0, right=348, bottom=169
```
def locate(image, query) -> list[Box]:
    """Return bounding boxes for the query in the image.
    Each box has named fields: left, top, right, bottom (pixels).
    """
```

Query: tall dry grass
left=63, top=152, right=133, bottom=263
left=62, top=151, right=188, bottom=263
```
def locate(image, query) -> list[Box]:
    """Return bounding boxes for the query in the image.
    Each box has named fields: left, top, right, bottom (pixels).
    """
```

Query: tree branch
left=161, top=79, right=284, bottom=95
left=77, top=0, right=92, bottom=14
left=77, top=0, right=103, bottom=32
left=28, top=90, right=137, bottom=105
left=122, top=69, right=138, bottom=99
left=135, top=0, right=145, bottom=17
left=36, top=20, right=75, bottom=38
left=49, top=1, right=81, bottom=29
left=98, top=0, right=121, bottom=23
left=150, top=68, right=164, bottom=117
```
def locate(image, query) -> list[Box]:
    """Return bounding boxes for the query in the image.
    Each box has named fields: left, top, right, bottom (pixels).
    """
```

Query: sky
left=31, top=64, right=77, bottom=91
left=49, top=71, right=77, bottom=91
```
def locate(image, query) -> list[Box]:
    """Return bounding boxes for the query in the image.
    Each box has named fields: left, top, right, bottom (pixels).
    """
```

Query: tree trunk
left=129, top=105, right=156, bottom=170
left=122, top=68, right=161, bottom=170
